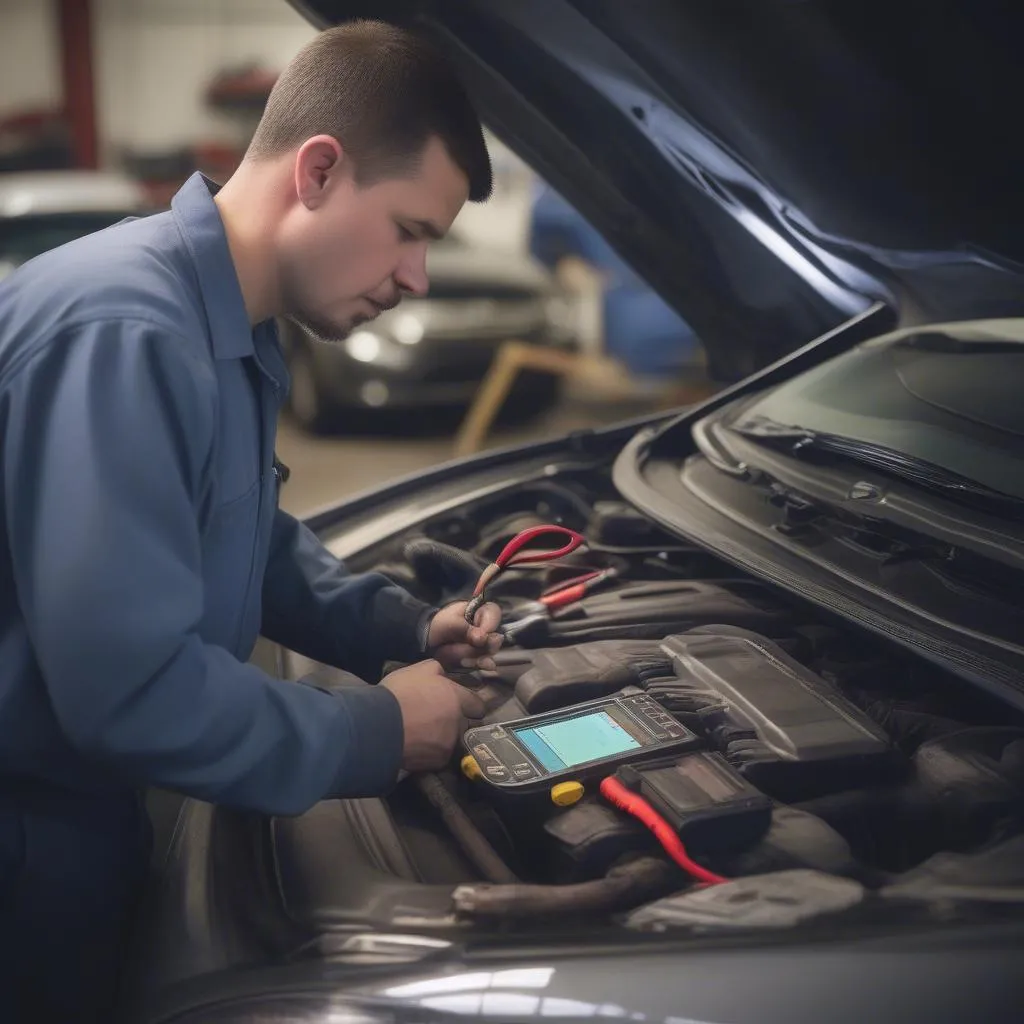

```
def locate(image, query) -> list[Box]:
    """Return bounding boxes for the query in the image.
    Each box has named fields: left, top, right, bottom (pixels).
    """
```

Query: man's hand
left=427, top=600, right=503, bottom=672
left=381, top=660, right=486, bottom=773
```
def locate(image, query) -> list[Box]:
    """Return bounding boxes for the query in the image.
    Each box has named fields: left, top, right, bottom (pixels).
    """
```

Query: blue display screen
left=514, top=710, right=642, bottom=772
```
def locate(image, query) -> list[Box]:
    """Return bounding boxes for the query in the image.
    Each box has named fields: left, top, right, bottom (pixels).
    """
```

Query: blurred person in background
left=530, top=181, right=701, bottom=377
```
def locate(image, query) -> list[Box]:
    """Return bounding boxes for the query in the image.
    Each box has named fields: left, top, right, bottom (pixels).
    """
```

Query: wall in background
left=0, top=0, right=535, bottom=251
left=452, top=133, right=535, bottom=255
left=93, top=0, right=317, bottom=157
left=92, top=0, right=535, bottom=249
left=0, top=0, right=61, bottom=115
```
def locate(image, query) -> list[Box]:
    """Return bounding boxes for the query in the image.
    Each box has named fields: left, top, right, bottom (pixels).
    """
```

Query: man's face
left=277, top=135, right=469, bottom=342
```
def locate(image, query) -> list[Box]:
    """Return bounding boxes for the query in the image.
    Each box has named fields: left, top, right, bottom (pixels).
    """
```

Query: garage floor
left=275, top=389, right=660, bottom=518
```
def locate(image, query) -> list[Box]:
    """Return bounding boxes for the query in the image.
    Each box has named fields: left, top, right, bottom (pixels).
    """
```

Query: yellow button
left=461, top=755, right=483, bottom=781
left=551, top=781, right=584, bottom=807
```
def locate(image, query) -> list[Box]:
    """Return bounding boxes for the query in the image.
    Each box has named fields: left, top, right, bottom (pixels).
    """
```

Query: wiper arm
left=729, top=418, right=1024, bottom=520
left=896, top=329, right=1024, bottom=354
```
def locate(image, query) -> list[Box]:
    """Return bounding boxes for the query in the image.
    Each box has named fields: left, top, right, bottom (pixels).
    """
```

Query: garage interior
left=5, top=3, right=1024, bottom=1022
left=1, top=0, right=714, bottom=519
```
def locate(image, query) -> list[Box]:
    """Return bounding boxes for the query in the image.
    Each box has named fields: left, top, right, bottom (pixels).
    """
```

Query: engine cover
left=659, top=626, right=904, bottom=801
left=491, top=626, right=905, bottom=803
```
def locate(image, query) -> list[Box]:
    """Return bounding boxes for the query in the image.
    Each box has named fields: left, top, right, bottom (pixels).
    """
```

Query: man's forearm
left=260, top=509, right=435, bottom=680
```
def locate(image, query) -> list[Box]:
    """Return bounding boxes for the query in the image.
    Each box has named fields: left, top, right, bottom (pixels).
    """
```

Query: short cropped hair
left=247, top=19, right=492, bottom=201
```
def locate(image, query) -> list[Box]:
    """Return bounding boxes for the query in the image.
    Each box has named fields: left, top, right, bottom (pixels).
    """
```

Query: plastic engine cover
left=625, top=870, right=866, bottom=931
left=511, top=640, right=675, bottom=713
left=657, top=626, right=903, bottom=801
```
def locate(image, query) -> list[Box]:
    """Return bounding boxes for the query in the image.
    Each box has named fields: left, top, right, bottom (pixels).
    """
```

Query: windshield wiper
left=728, top=417, right=1024, bottom=520
left=896, top=329, right=1024, bottom=354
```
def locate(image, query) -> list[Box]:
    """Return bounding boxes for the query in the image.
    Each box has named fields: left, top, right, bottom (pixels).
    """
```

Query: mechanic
left=0, top=21, right=499, bottom=1023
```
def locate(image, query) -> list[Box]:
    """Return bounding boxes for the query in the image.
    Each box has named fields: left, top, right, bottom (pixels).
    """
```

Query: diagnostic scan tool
left=462, top=689, right=701, bottom=802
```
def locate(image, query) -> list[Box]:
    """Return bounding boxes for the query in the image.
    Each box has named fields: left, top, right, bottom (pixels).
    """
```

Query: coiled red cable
left=465, top=525, right=586, bottom=622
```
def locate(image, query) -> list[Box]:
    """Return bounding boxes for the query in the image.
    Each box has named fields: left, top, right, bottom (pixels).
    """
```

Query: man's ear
left=293, top=135, right=347, bottom=209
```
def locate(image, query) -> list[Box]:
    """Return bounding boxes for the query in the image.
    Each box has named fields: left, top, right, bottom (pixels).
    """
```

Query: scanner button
left=551, top=781, right=585, bottom=806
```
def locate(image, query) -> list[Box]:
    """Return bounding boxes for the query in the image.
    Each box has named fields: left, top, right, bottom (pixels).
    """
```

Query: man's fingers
left=466, top=625, right=504, bottom=650
left=461, top=634, right=503, bottom=658
left=431, top=602, right=502, bottom=649
left=455, top=684, right=486, bottom=720
left=473, top=602, right=502, bottom=636
left=438, top=642, right=477, bottom=666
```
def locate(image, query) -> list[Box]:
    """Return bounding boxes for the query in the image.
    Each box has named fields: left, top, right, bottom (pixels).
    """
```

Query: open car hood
left=290, top=0, right=1024, bottom=379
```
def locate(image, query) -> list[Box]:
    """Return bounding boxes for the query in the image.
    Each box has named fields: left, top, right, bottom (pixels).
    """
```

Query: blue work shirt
left=0, top=173, right=432, bottom=815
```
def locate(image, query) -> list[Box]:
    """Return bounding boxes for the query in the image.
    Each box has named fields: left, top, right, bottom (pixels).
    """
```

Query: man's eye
left=397, top=224, right=417, bottom=242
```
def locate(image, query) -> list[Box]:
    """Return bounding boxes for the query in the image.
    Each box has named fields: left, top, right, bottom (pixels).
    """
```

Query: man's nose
left=395, top=246, right=430, bottom=298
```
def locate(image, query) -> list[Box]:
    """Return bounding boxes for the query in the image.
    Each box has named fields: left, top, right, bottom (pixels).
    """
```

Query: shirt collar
left=171, top=172, right=255, bottom=361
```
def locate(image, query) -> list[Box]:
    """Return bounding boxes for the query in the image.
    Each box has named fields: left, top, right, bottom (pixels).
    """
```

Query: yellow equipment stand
left=452, top=339, right=716, bottom=457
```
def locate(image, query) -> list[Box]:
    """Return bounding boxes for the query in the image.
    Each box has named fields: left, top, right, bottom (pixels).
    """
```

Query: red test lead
left=464, top=525, right=586, bottom=623
left=599, top=775, right=728, bottom=886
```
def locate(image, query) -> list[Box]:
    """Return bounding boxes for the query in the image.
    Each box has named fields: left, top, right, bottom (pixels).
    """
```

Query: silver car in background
left=278, top=232, right=578, bottom=431
left=0, top=170, right=150, bottom=281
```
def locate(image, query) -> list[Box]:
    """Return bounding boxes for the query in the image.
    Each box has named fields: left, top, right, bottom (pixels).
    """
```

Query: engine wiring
left=464, top=525, right=586, bottom=623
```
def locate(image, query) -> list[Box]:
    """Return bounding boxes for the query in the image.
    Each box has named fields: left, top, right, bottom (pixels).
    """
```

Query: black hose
left=479, top=483, right=594, bottom=536
left=451, top=856, right=675, bottom=918
left=403, top=539, right=487, bottom=592
left=413, top=774, right=518, bottom=885
left=531, top=481, right=595, bottom=523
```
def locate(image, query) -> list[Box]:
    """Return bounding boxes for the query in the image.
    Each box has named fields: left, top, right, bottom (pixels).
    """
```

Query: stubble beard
left=280, top=278, right=369, bottom=345
left=283, top=311, right=364, bottom=345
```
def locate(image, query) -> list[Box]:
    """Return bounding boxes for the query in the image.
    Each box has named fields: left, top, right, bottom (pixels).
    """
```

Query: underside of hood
left=290, top=0, right=1024, bottom=379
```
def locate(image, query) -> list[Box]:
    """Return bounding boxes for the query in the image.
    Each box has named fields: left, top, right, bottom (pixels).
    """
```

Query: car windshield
left=0, top=211, right=138, bottom=278
left=726, top=325, right=1024, bottom=501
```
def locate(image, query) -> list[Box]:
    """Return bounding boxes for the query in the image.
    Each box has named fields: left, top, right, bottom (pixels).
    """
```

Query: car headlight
left=343, top=329, right=411, bottom=369
left=345, top=330, right=382, bottom=363
left=392, top=312, right=425, bottom=346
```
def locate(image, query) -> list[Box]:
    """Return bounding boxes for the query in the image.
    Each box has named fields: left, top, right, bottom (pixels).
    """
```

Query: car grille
left=426, top=282, right=539, bottom=301
left=414, top=298, right=548, bottom=341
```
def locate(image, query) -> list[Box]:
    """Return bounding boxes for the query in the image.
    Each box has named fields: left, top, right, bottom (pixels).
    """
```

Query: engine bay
left=327, top=472, right=1024, bottom=929
left=128, top=467, right=1024, bottom=1019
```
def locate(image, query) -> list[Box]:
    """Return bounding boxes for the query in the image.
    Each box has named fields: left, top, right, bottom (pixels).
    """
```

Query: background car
left=0, top=170, right=150, bottom=281
left=278, top=231, right=578, bottom=431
